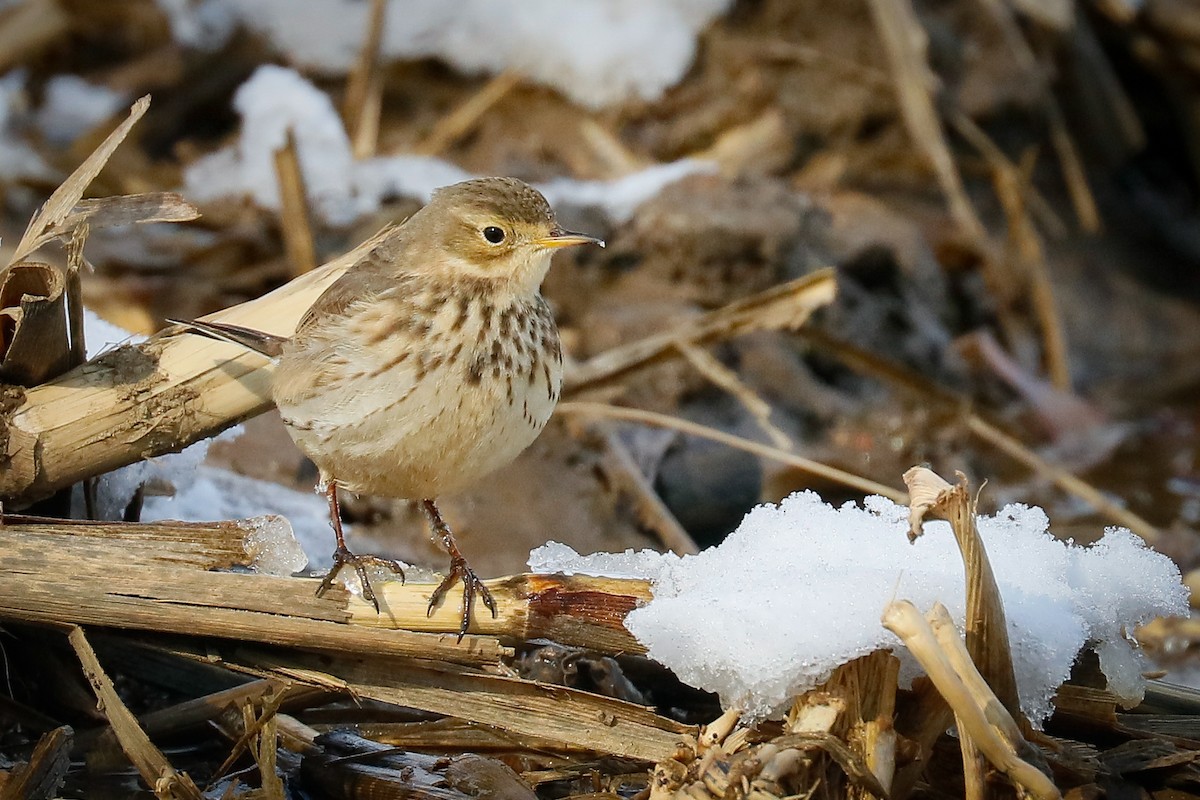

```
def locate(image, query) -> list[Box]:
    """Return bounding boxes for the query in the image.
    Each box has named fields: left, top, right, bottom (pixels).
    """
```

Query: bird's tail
left=168, top=318, right=287, bottom=358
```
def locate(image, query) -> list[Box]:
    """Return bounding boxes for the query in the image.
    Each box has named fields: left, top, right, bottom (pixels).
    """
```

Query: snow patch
left=530, top=492, right=1188, bottom=722
left=184, top=66, right=711, bottom=227
left=160, top=0, right=732, bottom=108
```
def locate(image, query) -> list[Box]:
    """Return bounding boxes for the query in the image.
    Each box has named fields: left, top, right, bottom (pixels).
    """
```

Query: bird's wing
left=294, top=225, right=405, bottom=337
left=274, top=228, right=427, bottom=423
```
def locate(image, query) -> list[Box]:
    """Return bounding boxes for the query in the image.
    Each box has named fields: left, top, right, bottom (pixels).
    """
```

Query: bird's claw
left=315, top=545, right=406, bottom=613
left=427, top=555, right=497, bottom=640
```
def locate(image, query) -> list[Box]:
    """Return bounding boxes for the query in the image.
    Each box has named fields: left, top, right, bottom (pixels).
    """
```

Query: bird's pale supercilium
left=175, top=177, right=603, bottom=636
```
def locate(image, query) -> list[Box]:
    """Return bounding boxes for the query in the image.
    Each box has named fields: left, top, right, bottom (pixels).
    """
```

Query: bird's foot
left=427, top=554, right=497, bottom=640
left=315, top=545, right=406, bottom=613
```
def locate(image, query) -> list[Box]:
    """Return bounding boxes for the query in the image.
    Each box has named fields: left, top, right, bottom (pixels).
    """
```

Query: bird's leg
left=314, top=479, right=405, bottom=612
left=421, top=499, right=497, bottom=638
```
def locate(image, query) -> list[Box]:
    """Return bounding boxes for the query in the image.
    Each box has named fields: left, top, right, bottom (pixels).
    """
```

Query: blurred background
left=0, top=0, right=1198, bottom=649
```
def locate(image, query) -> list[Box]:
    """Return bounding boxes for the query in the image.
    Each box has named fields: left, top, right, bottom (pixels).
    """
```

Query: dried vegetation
left=0, top=0, right=1199, bottom=797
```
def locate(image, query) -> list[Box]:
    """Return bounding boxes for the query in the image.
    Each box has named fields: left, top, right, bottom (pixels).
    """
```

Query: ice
left=184, top=65, right=709, bottom=228
left=164, top=0, right=732, bottom=109
left=528, top=541, right=675, bottom=582
left=141, top=464, right=333, bottom=568
left=529, top=491, right=1189, bottom=722
left=36, top=75, right=126, bottom=146
left=240, top=514, right=310, bottom=576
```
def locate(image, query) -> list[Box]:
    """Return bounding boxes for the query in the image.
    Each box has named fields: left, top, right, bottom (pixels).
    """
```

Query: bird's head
left=411, top=177, right=603, bottom=293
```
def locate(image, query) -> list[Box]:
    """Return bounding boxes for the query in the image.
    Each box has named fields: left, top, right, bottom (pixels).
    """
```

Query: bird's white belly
left=282, top=357, right=560, bottom=500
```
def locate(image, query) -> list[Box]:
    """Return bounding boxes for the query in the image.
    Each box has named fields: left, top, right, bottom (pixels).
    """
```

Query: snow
left=76, top=310, right=332, bottom=572
left=160, top=0, right=732, bottom=109
left=156, top=0, right=237, bottom=50
left=184, top=65, right=712, bottom=228
left=84, top=308, right=144, bottom=357
left=540, top=160, right=718, bottom=225
left=2, top=71, right=125, bottom=179
left=529, top=492, right=1189, bottom=722
left=141, top=465, right=332, bottom=569
left=184, top=64, right=368, bottom=226
left=36, top=75, right=126, bottom=146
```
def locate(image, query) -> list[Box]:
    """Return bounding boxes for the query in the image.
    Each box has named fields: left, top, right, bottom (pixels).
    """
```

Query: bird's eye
left=483, top=226, right=506, bottom=244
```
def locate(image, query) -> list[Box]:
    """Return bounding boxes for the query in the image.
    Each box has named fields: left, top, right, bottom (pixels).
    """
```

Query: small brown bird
left=177, top=177, right=602, bottom=635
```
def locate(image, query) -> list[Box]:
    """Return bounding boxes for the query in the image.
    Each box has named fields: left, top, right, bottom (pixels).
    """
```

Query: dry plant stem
left=251, top=702, right=285, bottom=799
left=414, top=70, right=522, bottom=156
left=67, top=626, right=205, bottom=799
left=361, top=718, right=601, bottom=755
left=0, top=0, right=69, bottom=73
left=928, top=602, right=1049, bottom=800
left=578, top=118, right=645, bottom=176
left=948, top=111, right=1066, bottom=238
left=131, top=680, right=326, bottom=744
left=958, top=717, right=987, bottom=800
left=788, top=650, right=900, bottom=799
left=0, top=517, right=508, bottom=665
left=0, top=513, right=651, bottom=655
left=801, top=329, right=1162, bottom=543
left=926, top=604, right=1024, bottom=746
left=866, top=0, right=986, bottom=241
left=355, top=572, right=650, bottom=655
left=596, top=429, right=700, bottom=555
left=974, top=0, right=1101, bottom=233
left=881, top=601, right=1062, bottom=800
left=559, top=401, right=905, bottom=502
left=273, top=128, right=318, bottom=277
left=0, top=261, right=69, bottom=386
left=1045, top=101, right=1101, bottom=234
left=192, top=644, right=693, bottom=763
left=47, top=192, right=199, bottom=239
left=699, top=709, right=742, bottom=750
left=1, top=725, right=72, bottom=799
left=992, top=154, right=1072, bottom=391
left=675, top=340, right=792, bottom=450
left=890, top=676, right=952, bottom=800
left=964, top=414, right=1159, bottom=543
left=687, top=109, right=792, bottom=177
left=0, top=227, right=389, bottom=504
left=564, top=270, right=836, bottom=394
left=8, top=95, right=150, bottom=264
left=208, top=689, right=286, bottom=791
left=342, top=0, right=386, bottom=159
left=65, top=225, right=87, bottom=368
left=845, top=653, right=900, bottom=799
left=904, top=467, right=1020, bottom=717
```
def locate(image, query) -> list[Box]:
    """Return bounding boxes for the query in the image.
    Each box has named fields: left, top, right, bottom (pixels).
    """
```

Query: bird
left=174, top=177, right=603, bottom=636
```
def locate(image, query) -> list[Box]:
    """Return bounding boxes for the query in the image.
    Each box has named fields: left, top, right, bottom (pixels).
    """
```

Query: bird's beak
left=536, top=228, right=605, bottom=249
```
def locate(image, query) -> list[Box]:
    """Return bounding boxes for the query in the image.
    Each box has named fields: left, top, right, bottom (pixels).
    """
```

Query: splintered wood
left=0, top=516, right=509, bottom=666
left=652, top=654, right=898, bottom=800
left=0, top=516, right=692, bottom=776
left=886, top=467, right=1058, bottom=800
left=0, top=231, right=382, bottom=505
left=68, top=626, right=205, bottom=800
